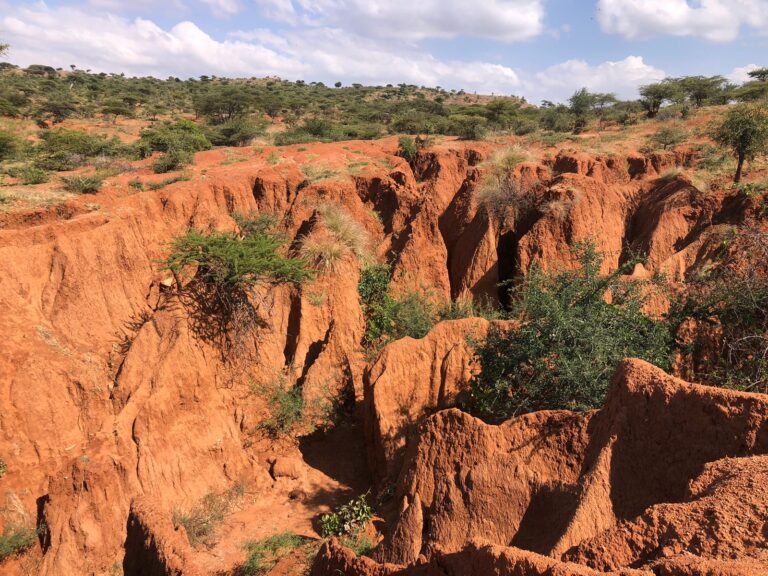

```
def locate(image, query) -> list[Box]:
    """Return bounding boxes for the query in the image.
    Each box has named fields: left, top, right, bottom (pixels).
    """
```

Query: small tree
left=712, top=103, right=768, bottom=183
left=650, top=125, right=688, bottom=150
left=0, top=43, right=8, bottom=57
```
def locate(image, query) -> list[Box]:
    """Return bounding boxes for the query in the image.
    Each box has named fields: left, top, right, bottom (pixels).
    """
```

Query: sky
left=0, top=0, right=766, bottom=104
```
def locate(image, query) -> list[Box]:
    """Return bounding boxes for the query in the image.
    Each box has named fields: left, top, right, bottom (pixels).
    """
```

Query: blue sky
left=1, top=0, right=766, bottom=103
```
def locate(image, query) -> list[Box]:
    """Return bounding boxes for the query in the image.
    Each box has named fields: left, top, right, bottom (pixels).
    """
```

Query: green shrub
left=61, top=173, right=104, bottom=194
left=137, top=120, right=211, bottom=158
left=319, top=494, right=373, bottom=538
left=0, top=525, right=36, bottom=562
left=650, top=125, right=688, bottom=150
left=128, top=178, right=144, bottom=191
left=397, top=136, right=418, bottom=162
left=240, top=533, right=306, bottom=575
left=35, top=129, right=127, bottom=171
left=252, top=373, right=306, bottom=438
left=675, top=227, right=768, bottom=392
left=0, top=129, right=18, bottom=161
left=152, top=148, right=193, bottom=173
left=0, top=458, right=6, bottom=478
left=207, top=119, right=265, bottom=146
left=447, top=114, right=488, bottom=140
left=358, top=264, right=439, bottom=348
left=468, top=243, right=673, bottom=421
left=165, top=220, right=311, bottom=292
left=19, top=166, right=49, bottom=185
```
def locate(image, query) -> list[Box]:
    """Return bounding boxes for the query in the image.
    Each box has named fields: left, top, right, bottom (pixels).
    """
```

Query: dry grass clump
left=300, top=203, right=370, bottom=272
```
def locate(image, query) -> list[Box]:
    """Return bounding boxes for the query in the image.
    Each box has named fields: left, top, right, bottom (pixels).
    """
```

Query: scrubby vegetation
left=251, top=372, right=308, bottom=438
left=0, top=525, right=37, bottom=562
left=319, top=493, right=374, bottom=538
left=239, top=532, right=307, bottom=575
left=468, top=244, right=673, bottom=421
left=173, top=484, right=245, bottom=548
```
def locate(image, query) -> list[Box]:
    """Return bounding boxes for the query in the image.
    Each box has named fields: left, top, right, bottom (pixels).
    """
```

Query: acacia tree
left=639, top=80, right=680, bottom=118
left=713, top=103, right=768, bottom=183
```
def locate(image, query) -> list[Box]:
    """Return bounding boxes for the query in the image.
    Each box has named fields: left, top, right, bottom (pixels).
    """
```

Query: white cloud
left=597, top=0, right=768, bottom=42
left=200, top=0, right=241, bottom=15
left=528, top=56, right=666, bottom=103
left=728, top=64, right=761, bottom=83
left=268, top=0, right=545, bottom=42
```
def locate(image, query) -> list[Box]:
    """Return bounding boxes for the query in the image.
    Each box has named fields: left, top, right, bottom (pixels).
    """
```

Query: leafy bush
left=319, top=494, right=374, bottom=537
left=61, top=173, right=104, bottom=194
left=18, top=166, right=49, bottom=185
left=468, top=243, right=673, bottom=421
left=35, top=129, right=127, bottom=171
left=0, top=458, right=6, bottom=478
left=165, top=218, right=311, bottom=292
left=447, top=114, right=487, bottom=140
left=240, top=532, right=306, bottom=575
left=676, top=227, right=768, bottom=392
left=252, top=373, right=306, bottom=438
left=137, top=120, right=211, bottom=158
left=152, top=148, right=193, bottom=173
left=358, top=264, right=439, bottom=348
left=207, top=119, right=265, bottom=146
left=397, top=136, right=418, bottom=162
left=650, top=125, right=688, bottom=150
left=0, top=525, right=36, bottom=562
left=0, top=129, right=18, bottom=161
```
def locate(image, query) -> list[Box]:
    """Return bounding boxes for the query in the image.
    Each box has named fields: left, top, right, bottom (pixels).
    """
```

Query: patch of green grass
left=128, top=178, right=145, bottom=191
left=266, top=151, right=281, bottom=165
left=239, top=532, right=306, bottom=575
left=147, top=173, right=191, bottom=190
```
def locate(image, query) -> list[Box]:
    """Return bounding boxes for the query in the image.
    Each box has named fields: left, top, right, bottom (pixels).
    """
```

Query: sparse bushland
left=319, top=493, right=374, bottom=538
left=0, top=525, right=37, bottom=562
left=712, top=103, right=768, bottom=183
left=467, top=243, right=673, bottom=421
left=172, top=484, right=245, bottom=548
left=238, top=532, right=307, bottom=576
